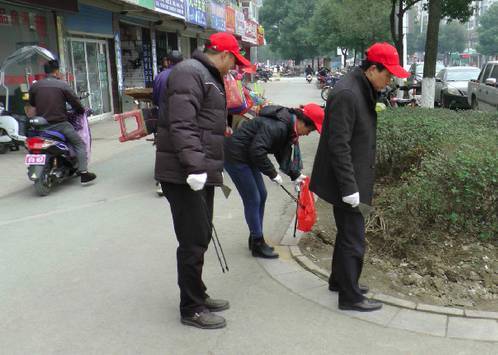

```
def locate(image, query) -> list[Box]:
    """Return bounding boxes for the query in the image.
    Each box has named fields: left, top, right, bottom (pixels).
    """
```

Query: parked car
left=468, top=61, right=498, bottom=112
left=434, top=66, right=481, bottom=109
left=407, top=62, right=446, bottom=90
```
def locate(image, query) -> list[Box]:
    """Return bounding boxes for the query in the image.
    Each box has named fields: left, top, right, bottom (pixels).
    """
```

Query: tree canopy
left=259, top=0, right=318, bottom=63
left=438, top=22, right=466, bottom=53
left=477, top=2, right=498, bottom=56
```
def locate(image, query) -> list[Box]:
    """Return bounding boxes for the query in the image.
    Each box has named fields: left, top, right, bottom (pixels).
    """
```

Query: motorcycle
left=25, top=108, right=92, bottom=196
left=0, top=45, right=56, bottom=154
left=378, top=84, right=420, bottom=108
left=320, top=74, right=343, bottom=101
left=0, top=103, right=27, bottom=154
left=306, top=74, right=313, bottom=83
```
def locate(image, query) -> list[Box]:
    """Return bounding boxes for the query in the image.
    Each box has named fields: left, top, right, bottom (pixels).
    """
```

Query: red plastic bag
left=297, top=177, right=317, bottom=232
left=224, top=73, right=245, bottom=110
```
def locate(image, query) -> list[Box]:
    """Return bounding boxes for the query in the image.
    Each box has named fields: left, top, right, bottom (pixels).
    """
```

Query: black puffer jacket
left=224, top=105, right=301, bottom=180
left=155, top=51, right=227, bottom=186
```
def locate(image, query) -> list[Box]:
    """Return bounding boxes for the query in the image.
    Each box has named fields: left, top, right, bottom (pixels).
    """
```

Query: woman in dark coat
left=224, top=104, right=324, bottom=258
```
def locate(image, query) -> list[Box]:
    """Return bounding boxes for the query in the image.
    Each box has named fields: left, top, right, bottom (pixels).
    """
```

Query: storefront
left=0, top=0, right=62, bottom=114
left=64, top=4, right=114, bottom=118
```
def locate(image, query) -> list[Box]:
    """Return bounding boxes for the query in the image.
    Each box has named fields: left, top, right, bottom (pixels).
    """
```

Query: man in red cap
left=224, top=103, right=323, bottom=259
left=155, top=32, right=250, bottom=329
left=310, top=42, right=409, bottom=312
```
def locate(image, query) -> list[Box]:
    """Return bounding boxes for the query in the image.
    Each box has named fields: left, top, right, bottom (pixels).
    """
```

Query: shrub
left=372, top=107, right=497, bottom=249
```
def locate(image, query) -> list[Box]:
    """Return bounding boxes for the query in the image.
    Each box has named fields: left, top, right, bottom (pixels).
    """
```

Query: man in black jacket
left=29, top=60, right=96, bottom=184
left=310, top=43, right=409, bottom=312
left=155, top=32, right=251, bottom=329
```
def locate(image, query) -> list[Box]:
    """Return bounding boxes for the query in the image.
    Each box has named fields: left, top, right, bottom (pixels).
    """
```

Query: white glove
left=186, top=173, right=207, bottom=191
left=272, top=174, right=283, bottom=185
left=293, top=174, right=307, bottom=192
left=342, top=192, right=360, bottom=208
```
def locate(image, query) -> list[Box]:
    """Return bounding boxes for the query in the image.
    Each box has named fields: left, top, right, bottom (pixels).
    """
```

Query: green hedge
left=374, top=108, right=497, bottom=247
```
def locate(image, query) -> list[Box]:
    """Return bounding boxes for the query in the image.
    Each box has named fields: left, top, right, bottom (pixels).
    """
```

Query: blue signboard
left=186, top=0, right=207, bottom=27
left=208, top=1, right=225, bottom=32
left=155, top=0, right=186, bottom=19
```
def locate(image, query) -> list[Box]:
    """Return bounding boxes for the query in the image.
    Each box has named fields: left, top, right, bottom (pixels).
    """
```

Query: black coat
left=155, top=51, right=227, bottom=186
left=310, top=68, right=378, bottom=210
left=224, top=106, right=301, bottom=180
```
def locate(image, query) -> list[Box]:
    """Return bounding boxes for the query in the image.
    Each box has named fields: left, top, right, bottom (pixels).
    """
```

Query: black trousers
left=161, top=183, right=214, bottom=317
left=329, top=206, right=366, bottom=304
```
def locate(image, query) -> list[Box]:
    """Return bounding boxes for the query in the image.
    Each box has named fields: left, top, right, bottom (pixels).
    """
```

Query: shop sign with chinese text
left=154, top=0, right=185, bottom=19
left=186, top=0, right=207, bottom=27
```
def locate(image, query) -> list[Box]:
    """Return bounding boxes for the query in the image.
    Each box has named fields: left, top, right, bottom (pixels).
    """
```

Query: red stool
left=114, top=110, right=148, bottom=142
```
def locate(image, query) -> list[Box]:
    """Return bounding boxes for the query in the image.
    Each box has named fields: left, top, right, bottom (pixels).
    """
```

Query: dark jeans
left=47, top=121, right=88, bottom=171
left=224, top=161, right=267, bottom=240
left=161, top=182, right=214, bottom=317
left=329, top=206, right=366, bottom=304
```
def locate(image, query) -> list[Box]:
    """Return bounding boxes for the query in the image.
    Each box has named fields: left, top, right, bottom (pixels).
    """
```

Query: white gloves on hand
left=272, top=174, right=283, bottom=185
left=342, top=192, right=360, bottom=208
left=293, top=174, right=307, bottom=192
left=186, top=173, right=207, bottom=191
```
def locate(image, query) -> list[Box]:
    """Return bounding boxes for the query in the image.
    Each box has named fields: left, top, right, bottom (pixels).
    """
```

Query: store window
left=0, top=2, right=57, bottom=114
left=155, top=31, right=178, bottom=71
left=66, top=39, right=112, bottom=115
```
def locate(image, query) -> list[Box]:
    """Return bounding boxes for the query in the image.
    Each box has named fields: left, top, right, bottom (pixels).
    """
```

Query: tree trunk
left=397, top=0, right=405, bottom=66
left=421, top=0, right=442, bottom=108
left=390, top=0, right=397, bottom=48
left=341, top=48, right=348, bottom=68
left=353, top=49, right=357, bottom=66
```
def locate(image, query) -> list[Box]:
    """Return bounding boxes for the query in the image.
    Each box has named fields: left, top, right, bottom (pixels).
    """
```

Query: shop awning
left=14, top=0, right=79, bottom=12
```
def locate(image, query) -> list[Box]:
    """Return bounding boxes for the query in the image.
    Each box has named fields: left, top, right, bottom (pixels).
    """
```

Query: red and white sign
left=235, top=9, right=245, bottom=36
left=242, top=19, right=257, bottom=45
left=25, top=154, right=46, bottom=165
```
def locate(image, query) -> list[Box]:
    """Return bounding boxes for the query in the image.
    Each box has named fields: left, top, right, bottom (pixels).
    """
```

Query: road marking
left=0, top=191, right=149, bottom=227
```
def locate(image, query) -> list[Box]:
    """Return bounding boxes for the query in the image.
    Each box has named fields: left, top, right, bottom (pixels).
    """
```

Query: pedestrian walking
left=224, top=104, right=324, bottom=259
left=152, top=50, right=183, bottom=196
left=152, top=50, right=183, bottom=108
left=310, top=43, right=409, bottom=312
left=155, top=32, right=251, bottom=329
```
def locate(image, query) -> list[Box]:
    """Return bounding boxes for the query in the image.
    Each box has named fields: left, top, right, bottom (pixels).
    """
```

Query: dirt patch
left=299, top=199, right=498, bottom=311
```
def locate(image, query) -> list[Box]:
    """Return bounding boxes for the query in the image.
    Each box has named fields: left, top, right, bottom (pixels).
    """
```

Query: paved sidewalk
left=0, top=79, right=496, bottom=354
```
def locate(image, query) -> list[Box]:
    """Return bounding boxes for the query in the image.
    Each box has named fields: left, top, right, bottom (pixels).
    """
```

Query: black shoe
left=181, top=310, right=226, bottom=329
left=338, top=299, right=383, bottom=312
left=205, top=297, right=230, bottom=312
left=248, top=236, right=274, bottom=251
left=329, top=283, right=369, bottom=295
left=80, top=171, right=96, bottom=184
left=252, top=238, right=279, bottom=259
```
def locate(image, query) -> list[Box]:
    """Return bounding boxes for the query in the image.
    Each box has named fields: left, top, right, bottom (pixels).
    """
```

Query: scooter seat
left=29, top=116, right=49, bottom=127
left=41, top=130, right=67, bottom=142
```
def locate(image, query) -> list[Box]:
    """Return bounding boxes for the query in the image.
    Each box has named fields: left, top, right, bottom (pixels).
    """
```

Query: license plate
left=25, top=154, right=46, bottom=165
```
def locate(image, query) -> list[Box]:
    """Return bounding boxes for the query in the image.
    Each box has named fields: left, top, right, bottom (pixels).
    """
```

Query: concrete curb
left=289, top=244, right=498, bottom=320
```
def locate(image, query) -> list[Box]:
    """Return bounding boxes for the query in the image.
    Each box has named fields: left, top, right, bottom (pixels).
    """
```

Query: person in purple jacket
left=153, top=50, right=183, bottom=195
left=152, top=50, right=184, bottom=107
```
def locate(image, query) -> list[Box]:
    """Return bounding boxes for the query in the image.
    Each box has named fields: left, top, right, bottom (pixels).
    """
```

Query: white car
left=468, top=61, right=498, bottom=112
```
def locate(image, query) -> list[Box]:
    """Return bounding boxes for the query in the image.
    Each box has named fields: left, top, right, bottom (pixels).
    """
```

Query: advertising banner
left=235, top=9, right=245, bottom=36
left=207, top=1, right=225, bottom=32
left=242, top=19, right=257, bottom=45
left=154, top=0, right=185, bottom=19
left=225, top=6, right=235, bottom=33
left=186, top=0, right=207, bottom=27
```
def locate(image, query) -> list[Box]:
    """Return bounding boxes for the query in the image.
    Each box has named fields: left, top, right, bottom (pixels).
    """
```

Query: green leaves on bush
left=374, top=108, right=497, bottom=246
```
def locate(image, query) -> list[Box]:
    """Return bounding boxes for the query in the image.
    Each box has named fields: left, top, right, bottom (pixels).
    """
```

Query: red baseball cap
left=301, top=103, right=324, bottom=134
left=207, top=32, right=252, bottom=68
left=366, top=42, right=409, bottom=78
